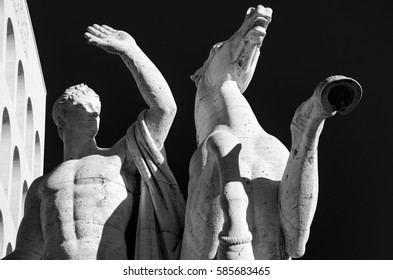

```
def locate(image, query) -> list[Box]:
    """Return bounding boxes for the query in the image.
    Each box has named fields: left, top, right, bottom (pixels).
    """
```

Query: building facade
left=0, top=0, right=46, bottom=258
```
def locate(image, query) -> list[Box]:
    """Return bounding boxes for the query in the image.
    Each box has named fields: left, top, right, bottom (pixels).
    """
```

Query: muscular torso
left=37, top=140, right=138, bottom=259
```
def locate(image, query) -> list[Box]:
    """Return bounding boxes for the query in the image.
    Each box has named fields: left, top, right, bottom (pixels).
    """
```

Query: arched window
left=0, top=108, right=11, bottom=194
left=6, top=242, right=12, bottom=255
left=21, top=181, right=28, bottom=220
left=10, top=146, right=21, bottom=224
left=16, top=61, right=26, bottom=133
left=34, top=131, right=42, bottom=178
left=25, top=98, right=34, bottom=169
left=6, top=18, right=16, bottom=98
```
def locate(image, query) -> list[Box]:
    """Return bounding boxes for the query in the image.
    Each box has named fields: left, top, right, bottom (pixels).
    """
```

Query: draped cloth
left=126, top=110, right=185, bottom=260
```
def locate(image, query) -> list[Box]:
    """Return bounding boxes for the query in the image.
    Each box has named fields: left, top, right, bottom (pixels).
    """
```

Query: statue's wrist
left=120, top=43, right=140, bottom=58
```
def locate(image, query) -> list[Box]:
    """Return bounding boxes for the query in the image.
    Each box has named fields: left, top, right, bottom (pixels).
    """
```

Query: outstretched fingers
left=93, top=24, right=112, bottom=35
left=85, top=24, right=113, bottom=45
left=102, top=25, right=116, bottom=33
left=86, top=25, right=101, bottom=37
left=84, top=23, right=132, bottom=54
left=84, top=27, right=103, bottom=46
left=84, top=32, right=99, bottom=45
left=85, top=24, right=113, bottom=39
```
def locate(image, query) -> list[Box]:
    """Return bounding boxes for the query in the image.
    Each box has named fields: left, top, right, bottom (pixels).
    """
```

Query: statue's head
left=191, top=5, right=272, bottom=93
left=52, top=84, right=101, bottom=141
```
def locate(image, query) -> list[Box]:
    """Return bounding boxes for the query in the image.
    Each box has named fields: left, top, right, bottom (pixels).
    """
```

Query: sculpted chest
left=41, top=154, right=126, bottom=196
left=38, top=154, right=134, bottom=222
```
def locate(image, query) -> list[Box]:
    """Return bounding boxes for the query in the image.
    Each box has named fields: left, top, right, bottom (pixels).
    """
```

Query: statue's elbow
left=169, top=102, right=177, bottom=117
left=156, top=102, right=177, bottom=123
left=164, top=101, right=177, bottom=119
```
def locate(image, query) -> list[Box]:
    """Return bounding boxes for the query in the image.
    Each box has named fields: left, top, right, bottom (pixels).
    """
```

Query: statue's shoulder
left=30, top=174, right=48, bottom=188
left=110, top=136, right=138, bottom=173
left=25, top=174, right=49, bottom=204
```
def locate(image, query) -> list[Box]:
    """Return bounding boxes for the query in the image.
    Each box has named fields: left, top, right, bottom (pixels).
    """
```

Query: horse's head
left=191, top=5, right=272, bottom=93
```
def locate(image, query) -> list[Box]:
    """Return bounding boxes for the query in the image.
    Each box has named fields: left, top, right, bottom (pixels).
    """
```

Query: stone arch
left=6, top=242, right=12, bottom=255
left=16, top=61, right=26, bottom=133
left=6, top=18, right=16, bottom=98
left=33, top=131, right=42, bottom=178
left=20, top=180, right=28, bottom=219
left=0, top=108, right=11, bottom=194
left=25, top=98, right=34, bottom=169
left=10, top=146, right=21, bottom=224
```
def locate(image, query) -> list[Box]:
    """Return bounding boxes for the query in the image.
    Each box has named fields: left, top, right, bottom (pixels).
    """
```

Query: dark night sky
left=26, top=0, right=393, bottom=259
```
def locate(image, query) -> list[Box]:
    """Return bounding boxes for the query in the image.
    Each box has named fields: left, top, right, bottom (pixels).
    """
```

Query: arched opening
left=6, top=18, right=16, bottom=98
left=0, top=210, right=4, bottom=256
left=25, top=98, right=34, bottom=169
left=10, top=146, right=21, bottom=225
left=0, top=0, right=4, bottom=63
left=6, top=242, right=12, bottom=255
left=33, top=131, right=42, bottom=178
left=16, top=61, right=26, bottom=133
left=0, top=108, right=11, bottom=194
left=21, top=181, right=28, bottom=220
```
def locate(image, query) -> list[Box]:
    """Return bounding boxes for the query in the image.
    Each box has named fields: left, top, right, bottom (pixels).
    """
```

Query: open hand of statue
left=84, top=24, right=136, bottom=55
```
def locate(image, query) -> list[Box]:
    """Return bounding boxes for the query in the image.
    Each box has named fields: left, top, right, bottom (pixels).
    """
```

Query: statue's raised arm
left=85, top=24, right=184, bottom=260
left=4, top=24, right=183, bottom=260
left=85, top=24, right=176, bottom=149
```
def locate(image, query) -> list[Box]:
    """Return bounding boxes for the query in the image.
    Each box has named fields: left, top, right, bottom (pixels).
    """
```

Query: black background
left=27, top=0, right=393, bottom=259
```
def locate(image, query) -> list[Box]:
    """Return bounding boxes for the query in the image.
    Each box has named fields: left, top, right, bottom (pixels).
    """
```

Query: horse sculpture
left=180, top=5, right=362, bottom=259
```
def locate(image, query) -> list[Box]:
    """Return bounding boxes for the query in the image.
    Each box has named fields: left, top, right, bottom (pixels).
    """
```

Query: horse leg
left=279, top=75, right=362, bottom=258
left=207, top=130, right=254, bottom=260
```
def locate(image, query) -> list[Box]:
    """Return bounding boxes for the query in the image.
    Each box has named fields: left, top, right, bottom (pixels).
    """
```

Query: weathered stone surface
left=180, top=5, right=362, bottom=260
left=3, top=24, right=185, bottom=260
left=0, top=0, right=46, bottom=258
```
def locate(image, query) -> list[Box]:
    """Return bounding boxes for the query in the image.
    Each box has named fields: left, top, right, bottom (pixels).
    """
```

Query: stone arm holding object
left=180, top=4, right=362, bottom=260
left=278, top=76, right=362, bottom=258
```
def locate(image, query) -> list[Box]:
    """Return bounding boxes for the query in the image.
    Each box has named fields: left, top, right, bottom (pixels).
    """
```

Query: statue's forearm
left=120, top=45, right=176, bottom=113
left=120, top=45, right=176, bottom=148
left=278, top=96, right=326, bottom=258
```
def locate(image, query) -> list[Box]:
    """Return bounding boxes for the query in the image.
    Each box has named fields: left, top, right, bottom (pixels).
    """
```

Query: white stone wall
left=0, top=0, right=46, bottom=258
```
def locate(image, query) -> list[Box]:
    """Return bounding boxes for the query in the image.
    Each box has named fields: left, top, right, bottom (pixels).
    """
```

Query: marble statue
left=3, top=24, right=185, bottom=260
left=180, top=5, right=362, bottom=259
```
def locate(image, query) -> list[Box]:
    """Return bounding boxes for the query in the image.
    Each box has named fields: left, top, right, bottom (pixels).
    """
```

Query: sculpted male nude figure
left=3, top=24, right=184, bottom=260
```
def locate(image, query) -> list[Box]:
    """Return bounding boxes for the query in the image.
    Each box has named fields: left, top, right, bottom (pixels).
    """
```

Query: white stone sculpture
left=180, top=5, right=362, bottom=259
left=3, top=24, right=185, bottom=260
